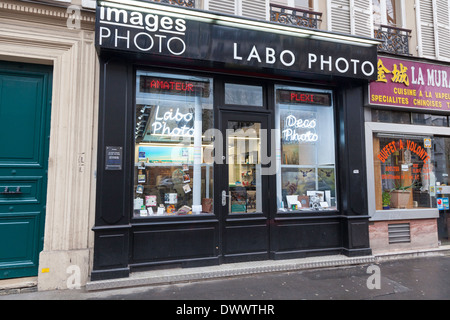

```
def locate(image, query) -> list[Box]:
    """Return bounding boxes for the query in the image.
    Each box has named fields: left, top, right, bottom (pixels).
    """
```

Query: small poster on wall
left=105, top=146, right=123, bottom=170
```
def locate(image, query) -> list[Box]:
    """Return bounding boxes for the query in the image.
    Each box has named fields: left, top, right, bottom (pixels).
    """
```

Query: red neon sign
left=140, top=76, right=210, bottom=97
left=277, top=89, right=331, bottom=106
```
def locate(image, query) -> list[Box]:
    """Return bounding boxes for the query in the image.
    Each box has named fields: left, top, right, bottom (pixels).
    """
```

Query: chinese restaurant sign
left=369, top=56, right=450, bottom=111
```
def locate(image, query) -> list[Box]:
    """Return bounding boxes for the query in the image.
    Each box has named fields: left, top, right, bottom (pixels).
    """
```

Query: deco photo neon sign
left=282, top=114, right=318, bottom=143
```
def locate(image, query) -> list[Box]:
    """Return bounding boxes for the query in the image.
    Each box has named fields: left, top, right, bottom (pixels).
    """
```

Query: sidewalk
left=2, top=245, right=450, bottom=299
left=86, top=245, right=450, bottom=291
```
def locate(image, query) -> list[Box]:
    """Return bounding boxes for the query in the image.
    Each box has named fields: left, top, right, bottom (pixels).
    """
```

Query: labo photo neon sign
left=282, top=114, right=318, bottom=143
left=151, top=105, right=195, bottom=137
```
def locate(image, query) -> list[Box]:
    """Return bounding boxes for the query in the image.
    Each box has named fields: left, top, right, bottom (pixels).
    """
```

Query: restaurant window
left=275, top=85, right=337, bottom=212
left=373, top=133, right=436, bottom=211
left=371, top=109, right=411, bottom=124
left=133, top=71, right=214, bottom=217
left=411, top=113, right=449, bottom=127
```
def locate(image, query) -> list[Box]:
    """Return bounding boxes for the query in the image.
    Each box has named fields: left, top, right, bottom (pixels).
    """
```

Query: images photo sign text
left=96, top=2, right=377, bottom=80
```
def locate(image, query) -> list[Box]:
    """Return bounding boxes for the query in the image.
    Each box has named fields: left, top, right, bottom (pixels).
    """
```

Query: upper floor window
left=373, top=0, right=401, bottom=27
left=271, top=0, right=314, bottom=10
left=372, top=0, right=410, bottom=55
left=292, top=0, right=314, bottom=10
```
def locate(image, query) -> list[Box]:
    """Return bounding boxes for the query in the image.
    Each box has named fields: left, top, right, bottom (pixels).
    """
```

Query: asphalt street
left=1, top=254, right=450, bottom=301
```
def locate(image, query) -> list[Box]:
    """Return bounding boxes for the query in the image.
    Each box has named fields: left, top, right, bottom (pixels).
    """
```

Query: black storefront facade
left=91, top=0, right=380, bottom=281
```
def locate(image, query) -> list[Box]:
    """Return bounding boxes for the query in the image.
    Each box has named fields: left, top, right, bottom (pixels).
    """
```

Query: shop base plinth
left=90, top=268, right=130, bottom=282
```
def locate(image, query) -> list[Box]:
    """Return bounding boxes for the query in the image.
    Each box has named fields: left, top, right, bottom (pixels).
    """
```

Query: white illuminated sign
left=285, top=115, right=316, bottom=129
left=151, top=105, right=194, bottom=137
left=282, top=114, right=318, bottom=143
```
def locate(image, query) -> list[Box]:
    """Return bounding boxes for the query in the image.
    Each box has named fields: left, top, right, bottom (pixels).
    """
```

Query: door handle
left=222, top=190, right=230, bottom=206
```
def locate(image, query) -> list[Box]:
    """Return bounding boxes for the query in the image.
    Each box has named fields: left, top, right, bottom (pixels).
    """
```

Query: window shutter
left=242, top=0, right=268, bottom=20
left=270, top=0, right=288, bottom=6
left=207, top=0, right=237, bottom=15
left=416, top=0, right=436, bottom=58
left=352, top=0, right=373, bottom=38
left=329, top=0, right=352, bottom=34
left=328, top=0, right=372, bottom=36
left=435, top=0, right=450, bottom=60
left=207, top=0, right=268, bottom=20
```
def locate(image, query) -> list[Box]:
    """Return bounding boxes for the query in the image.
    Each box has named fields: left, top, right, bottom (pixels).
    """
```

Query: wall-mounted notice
left=105, top=146, right=123, bottom=170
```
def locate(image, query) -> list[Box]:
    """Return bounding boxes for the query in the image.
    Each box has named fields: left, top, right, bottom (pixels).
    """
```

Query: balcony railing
left=374, top=25, right=411, bottom=56
left=270, top=4, right=322, bottom=29
left=151, top=0, right=195, bottom=8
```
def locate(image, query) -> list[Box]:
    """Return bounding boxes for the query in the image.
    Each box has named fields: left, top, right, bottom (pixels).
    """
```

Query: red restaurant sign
left=369, top=56, right=450, bottom=111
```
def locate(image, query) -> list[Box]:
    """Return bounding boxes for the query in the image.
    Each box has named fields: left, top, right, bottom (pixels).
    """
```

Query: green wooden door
left=0, top=62, right=52, bottom=279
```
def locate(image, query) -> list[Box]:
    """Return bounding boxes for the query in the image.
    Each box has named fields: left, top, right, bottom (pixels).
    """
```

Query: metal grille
left=374, top=25, right=412, bottom=56
left=151, top=0, right=195, bottom=8
left=388, top=223, right=411, bottom=244
left=270, top=4, right=322, bottom=30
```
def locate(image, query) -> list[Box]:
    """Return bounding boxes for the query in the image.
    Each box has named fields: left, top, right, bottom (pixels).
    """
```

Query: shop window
left=411, top=113, right=449, bottom=127
left=275, top=85, right=337, bottom=212
left=134, top=71, right=214, bottom=217
left=373, top=133, right=436, bottom=211
left=225, top=83, right=264, bottom=107
left=371, top=109, right=411, bottom=124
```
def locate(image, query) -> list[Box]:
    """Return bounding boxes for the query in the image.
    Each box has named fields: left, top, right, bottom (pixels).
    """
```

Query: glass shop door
left=433, top=137, right=450, bottom=245
left=218, top=110, right=272, bottom=262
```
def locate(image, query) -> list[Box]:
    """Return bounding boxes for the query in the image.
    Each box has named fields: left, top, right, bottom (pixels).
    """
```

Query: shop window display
left=133, top=71, right=214, bottom=217
left=373, top=133, right=436, bottom=210
left=275, top=85, right=337, bottom=212
left=227, top=121, right=262, bottom=214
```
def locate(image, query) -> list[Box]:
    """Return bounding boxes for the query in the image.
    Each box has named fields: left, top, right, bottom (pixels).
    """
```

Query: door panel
left=0, top=212, right=39, bottom=264
left=0, top=62, right=52, bottom=279
left=0, top=76, right=45, bottom=164
left=220, top=111, right=271, bottom=262
left=224, top=223, right=268, bottom=255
